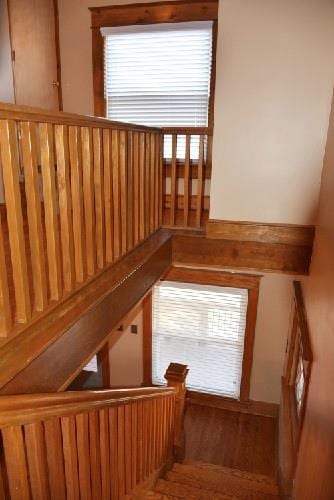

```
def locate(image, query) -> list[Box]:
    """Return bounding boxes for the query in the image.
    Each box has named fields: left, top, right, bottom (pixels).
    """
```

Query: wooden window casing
left=283, top=281, right=313, bottom=451
left=90, top=0, right=219, bottom=122
left=143, top=266, right=261, bottom=401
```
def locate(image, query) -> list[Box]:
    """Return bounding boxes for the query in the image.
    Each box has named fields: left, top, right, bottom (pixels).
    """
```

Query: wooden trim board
left=90, top=0, right=219, bottom=28
left=187, top=390, right=279, bottom=418
left=173, top=234, right=313, bottom=274
left=207, top=219, right=315, bottom=247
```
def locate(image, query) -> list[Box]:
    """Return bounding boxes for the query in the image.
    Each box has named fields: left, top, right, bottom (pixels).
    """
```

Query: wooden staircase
left=143, top=462, right=279, bottom=500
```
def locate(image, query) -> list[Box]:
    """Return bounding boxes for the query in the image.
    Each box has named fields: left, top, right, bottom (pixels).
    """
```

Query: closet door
left=8, top=0, right=60, bottom=110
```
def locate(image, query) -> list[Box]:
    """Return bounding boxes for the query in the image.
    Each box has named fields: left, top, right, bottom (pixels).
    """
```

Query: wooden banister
left=0, top=383, right=177, bottom=499
left=165, top=362, right=189, bottom=461
left=162, top=127, right=212, bottom=230
left=0, top=103, right=163, bottom=339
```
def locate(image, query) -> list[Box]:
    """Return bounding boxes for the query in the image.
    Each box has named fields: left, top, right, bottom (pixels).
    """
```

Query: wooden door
left=8, top=0, right=60, bottom=110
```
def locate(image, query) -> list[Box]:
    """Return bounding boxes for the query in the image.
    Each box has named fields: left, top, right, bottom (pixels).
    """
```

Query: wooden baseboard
left=186, top=390, right=279, bottom=418
left=207, top=219, right=315, bottom=247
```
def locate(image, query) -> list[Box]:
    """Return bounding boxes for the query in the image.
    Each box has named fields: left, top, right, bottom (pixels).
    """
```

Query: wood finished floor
left=184, top=403, right=278, bottom=478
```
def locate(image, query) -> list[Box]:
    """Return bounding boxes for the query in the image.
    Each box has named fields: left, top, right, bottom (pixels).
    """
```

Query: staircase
left=143, top=462, right=279, bottom=500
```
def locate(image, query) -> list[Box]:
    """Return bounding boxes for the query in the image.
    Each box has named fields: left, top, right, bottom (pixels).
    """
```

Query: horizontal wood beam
left=0, top=230, right=172, bottom=394
left=207, top=219, right=315, bottom=247
left=172, top=234, right=312, bottom=274
left=90, top=0, right=219, bottom=28
left=187, top=390, right=279, bottom=418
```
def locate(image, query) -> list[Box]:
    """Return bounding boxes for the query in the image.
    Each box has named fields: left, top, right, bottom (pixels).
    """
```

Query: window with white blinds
left=152, top=281, right=249, bottom=398
left=101, top=21, right=213, bottom=128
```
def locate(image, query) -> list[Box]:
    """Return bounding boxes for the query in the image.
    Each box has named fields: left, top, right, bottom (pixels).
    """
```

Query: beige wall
left=293, top=95, right=334, bottom=500
left=250, top=273, right=295, bottom=403
left=211, top=0, right=334, bottom=225
left=58, top=0, right=334, bottom=225
left=0, top=0, right=15, bottom=103
left=109, top=308, right=144, bottom=387
left=108, top=274, right=295, bottom=403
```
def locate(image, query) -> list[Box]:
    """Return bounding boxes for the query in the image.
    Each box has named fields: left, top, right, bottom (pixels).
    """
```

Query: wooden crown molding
left=207, top=219, right=315, bottom=247
left=90, top=0, right=219, bottom=28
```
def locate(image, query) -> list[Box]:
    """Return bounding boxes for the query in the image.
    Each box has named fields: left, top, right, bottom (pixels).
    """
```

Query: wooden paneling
left=207, top=219, right=315, bottom=247
left=187, top=391, right=278, bottom=418
left=173, top=234, right=313, bottom=274
left=90, top=0, right=219, bottom=28
left=143, top=292, right=153, bottom=386
left=0, top=231, right=172, bottom=394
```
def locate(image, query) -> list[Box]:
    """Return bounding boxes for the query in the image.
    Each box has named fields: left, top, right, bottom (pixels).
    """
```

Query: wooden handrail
left=0, top=386, right=176, bottom=427
left=0, top=102, right=160, bottom=133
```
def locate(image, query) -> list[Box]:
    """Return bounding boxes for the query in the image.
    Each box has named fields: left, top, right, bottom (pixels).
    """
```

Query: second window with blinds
left=152, top=280, right=251, bottom=399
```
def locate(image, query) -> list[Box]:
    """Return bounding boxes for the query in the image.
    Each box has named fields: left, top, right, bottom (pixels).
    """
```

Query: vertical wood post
left=164, top=362, right=189, bottom=462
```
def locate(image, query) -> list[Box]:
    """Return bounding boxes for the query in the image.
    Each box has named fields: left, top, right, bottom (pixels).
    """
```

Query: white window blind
left=101, top=21, right=213, bottom=128
left=152, top=281, right=249, bottom=398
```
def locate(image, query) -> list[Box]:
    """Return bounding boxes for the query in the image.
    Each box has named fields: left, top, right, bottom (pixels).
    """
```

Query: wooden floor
left=184, top=403, right=278, bottom=478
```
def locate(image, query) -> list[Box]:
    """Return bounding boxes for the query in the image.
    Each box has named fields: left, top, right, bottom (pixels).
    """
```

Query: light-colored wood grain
left=125, top=403, right=132, bottom=494
left=119, top=131, right=128, bottom=255
left=61, top=415, right=80, bottom=500
left=150, top=134, right=156, bottom=234
left=109, top=407, right=119, bottom=500
left=169, top=134, right=177, bottom=227
left=127, top=131, right=134, bottom=252
left=68, top=126, right=85, bottom=283
left=103, top=129, right=113, bottom=263
left=44, top=417, right=67, bottom=499
left=145, top=134, right=151, bottom=238
left=81, top=127, right=96, bottom=276
left=76, top=413, right=92, bottom=500
left=139, top=132, right=146, bottom=242
left=100, top=408, right=111, bottom=500
left=55, top=123, right=75, bottom=292
left=21, top=121, right=48, bottom=310
left=0, top=210, right=12, bottom=336
left=154, top=134, right=160, bottom=230
left=112, top=129, right=121, bottom=259
left=93, top=128, right=105, bottom=270
left=40, top=122, right=62, bottom=301
left=2, top=425, right=30, bottom=500
left=89, top=411, right=102, bottom=500
left=0, top=119, right=31, bottom=322
left=196, top=135, right=205, bottom=228
left=183, top=135, right=191, bottom=227
left=117, top=405, right=126, bottom=499
left=131, top=402, right=138, bottom=489
left=24, top=421, right=50, bottom=499
left=133, top=132, right=140, bottom=246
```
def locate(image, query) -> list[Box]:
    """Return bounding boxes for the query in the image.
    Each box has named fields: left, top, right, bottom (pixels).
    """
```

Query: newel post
left=164, top=362, right=189, bottom=462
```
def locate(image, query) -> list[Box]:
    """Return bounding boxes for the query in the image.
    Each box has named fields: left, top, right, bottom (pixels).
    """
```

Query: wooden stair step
left=165, top=470, right=277, bottom=500
left=137, top=491, right=179, bottom=500
left=155, top=479, right=238, bottom=500
left=173, top=462, right=279, bottom=496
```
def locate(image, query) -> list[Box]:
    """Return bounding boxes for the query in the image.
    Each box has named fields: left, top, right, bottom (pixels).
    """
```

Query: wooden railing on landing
left=162, top=127, right=212, bottom=230
left=0, top=103, right=163, bottom=339
left=0, top=387, right=175, bottom=499
left=0, top=362, right=188, bottom=499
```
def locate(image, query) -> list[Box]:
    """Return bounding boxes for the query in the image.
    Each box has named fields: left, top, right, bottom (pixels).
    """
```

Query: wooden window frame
left=90, top=0, right=219, bottom=122
left=143, top=266, right=261, bottom=401
left=283, top=281, right=313, bottom=451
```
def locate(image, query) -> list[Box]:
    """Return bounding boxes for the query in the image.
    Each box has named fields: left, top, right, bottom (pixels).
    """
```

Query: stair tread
left=174, top=462, right=279, bottom=495
left=165, top=470, right=278, bottom=500
left=155, top=479, right=239, bottom=500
